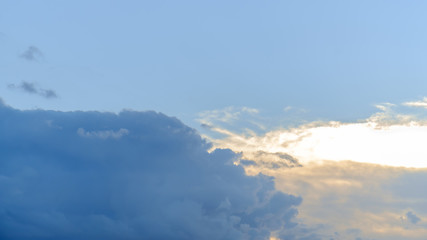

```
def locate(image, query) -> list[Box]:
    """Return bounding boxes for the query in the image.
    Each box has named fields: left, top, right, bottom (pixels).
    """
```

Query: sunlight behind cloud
left=205, top=102, right=427, bottom=168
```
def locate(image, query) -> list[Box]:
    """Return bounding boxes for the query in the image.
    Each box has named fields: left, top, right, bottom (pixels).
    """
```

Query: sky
left=2, top=1, right=427, bottom=239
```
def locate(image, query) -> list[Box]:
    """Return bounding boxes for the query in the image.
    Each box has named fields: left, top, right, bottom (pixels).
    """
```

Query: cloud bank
left=0, top=103, right=302, bottom=240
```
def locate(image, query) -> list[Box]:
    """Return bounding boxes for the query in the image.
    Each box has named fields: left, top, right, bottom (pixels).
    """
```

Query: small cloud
left=374, top=103, right=395, bottom=111
left=20, top=45, right=43, bottom=61
left=20, top=81, right=37, bottom=93
left=8, top=81, right=58, bottom=99
left=241, top=107, right=259, bottom=114
left=406, top=211, right=421, bottom=224
left=284, top=106, right=293, bottom=112
left=283, top=106, right=308, bottom=114
left=40, top=89, right=57, bottom=99
left=403, top=97, right=427, bottom=109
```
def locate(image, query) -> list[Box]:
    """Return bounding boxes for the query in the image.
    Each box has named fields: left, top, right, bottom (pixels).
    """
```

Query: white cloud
left=404, top=97, right=427, bottom=108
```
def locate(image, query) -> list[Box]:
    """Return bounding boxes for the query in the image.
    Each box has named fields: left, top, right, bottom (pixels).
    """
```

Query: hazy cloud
left=8, top=81, right=58, bottom=99
left=20, top=45, right=43, bottom=61
left=0, top=103, right=302, bottom=240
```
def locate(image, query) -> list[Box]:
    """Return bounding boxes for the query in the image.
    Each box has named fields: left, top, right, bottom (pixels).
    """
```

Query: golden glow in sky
left=205, top=104, right=427, bottom=169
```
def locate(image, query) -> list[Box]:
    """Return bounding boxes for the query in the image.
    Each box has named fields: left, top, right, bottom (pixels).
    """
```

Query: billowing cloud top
left=0, top=103, right=301, bottom=240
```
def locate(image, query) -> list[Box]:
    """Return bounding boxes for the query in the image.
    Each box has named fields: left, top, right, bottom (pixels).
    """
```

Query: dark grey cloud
left=20, top=45, right=43, bottom=61
left=8, top=81, right=58, bottom=99
left=0, top=103, right=302, bottom=240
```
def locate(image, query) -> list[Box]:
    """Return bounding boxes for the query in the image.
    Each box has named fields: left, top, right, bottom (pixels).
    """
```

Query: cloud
left=20, top=45, right=43, bottom=61
left=8, top=81, right=58, bottom=99
left=197, top=106, right=270, bottom=139
left=403, top=97, right=427, bottom=109
left=257, top=160, right=427, bottom=240
left=200, top=99, right=427, bottom=239
left=406, top=212, right=421, bottom=224
left=198, top=106, right=260, bottom=125
left=206, top=106, right=427, bottom=168
left=0, top=103, right=302, bottom=240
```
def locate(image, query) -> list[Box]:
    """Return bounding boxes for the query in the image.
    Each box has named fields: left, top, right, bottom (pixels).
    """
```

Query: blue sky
left=3, top=1, right=427, bottom=239
left=3, top=1, right=427, bottom=125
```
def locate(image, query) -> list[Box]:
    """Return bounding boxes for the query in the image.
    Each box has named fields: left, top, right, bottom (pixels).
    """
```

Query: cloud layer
left=0, top=103, right=301, bottom=240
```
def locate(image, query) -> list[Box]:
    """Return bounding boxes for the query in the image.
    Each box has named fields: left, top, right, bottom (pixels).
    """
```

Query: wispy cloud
left=8, top=81, right=58, bottom=99
left=20, top=45, right=43, bottom=61
left=198, top=106, right=259, bottom=125
left=197, top=106, right=267, bottom=136
left=403, top=97, right=427, bottom=109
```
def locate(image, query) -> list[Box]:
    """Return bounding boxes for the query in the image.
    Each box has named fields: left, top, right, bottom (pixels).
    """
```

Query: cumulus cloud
left=20, top=45, right=43, bottom=61
left=8, top=81, right=58, bottom=99
left=0, top=103, right=302, bottom=240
